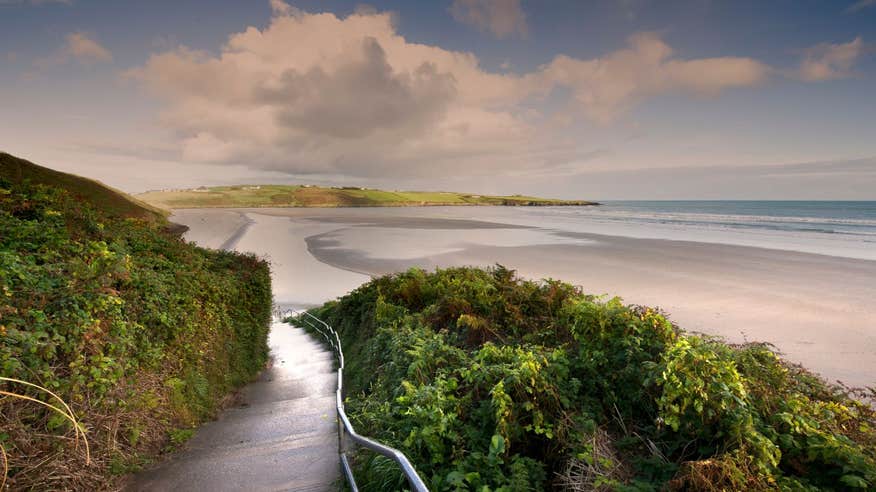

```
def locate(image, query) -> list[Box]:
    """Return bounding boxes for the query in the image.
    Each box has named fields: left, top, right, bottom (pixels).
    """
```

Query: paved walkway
left=130, top=322, right=340, bottom=491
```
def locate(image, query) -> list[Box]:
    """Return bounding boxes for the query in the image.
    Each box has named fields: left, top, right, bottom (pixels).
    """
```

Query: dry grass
left=0, top=372, right=184, bottom=491
left=0, top=377, right=90, bottom=490
left=555, top=428, right=631, bottom=491
left=668, top=450, right=776, bottom=492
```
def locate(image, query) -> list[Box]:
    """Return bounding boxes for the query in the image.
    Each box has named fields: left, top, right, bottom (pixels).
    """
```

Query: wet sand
left=174, top=208, right=876, bottom=389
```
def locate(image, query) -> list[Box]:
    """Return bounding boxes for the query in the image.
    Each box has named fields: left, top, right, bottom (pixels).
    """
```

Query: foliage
left=0, top=152, right=166, bottom=222
left=0, top=176, right=272, bottom=490
left=302, top=266, right=876, bottom=491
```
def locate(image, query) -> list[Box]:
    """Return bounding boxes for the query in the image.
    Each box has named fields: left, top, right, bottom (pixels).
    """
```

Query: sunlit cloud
left=269, top=0, right=300, bottom=17
left=33, top=31, right=112, bottom=69
left=450, top=0, right=528, bottom=39
left=537, top=32, right=770, bottom=123
left=64, top=32, right=112, bottom=63
left=127, top=3, right=534, bottom=177
left=0, top=0, right=71, bottom=5
left=127, top=3, right=846, bottom=180
left=798, top=37, right=864, bottom=81
left=844, top=0, right=876, bottom=14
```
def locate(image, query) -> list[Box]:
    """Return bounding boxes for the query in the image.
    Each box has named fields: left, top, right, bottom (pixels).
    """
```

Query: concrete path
left=130, top=322, right=340, bottom=491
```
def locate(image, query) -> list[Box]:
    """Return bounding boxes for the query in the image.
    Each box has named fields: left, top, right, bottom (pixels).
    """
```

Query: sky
left=1, top=0, right=875, bottom=199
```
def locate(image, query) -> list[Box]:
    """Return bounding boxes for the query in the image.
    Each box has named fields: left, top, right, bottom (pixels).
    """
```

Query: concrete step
left=240, top=374, right=337, bottom=405
left=130, top=437, right=339, bottom=492
left=185, top=396, right=337, bottom=451
left=128, top=324, right=342, bottom=491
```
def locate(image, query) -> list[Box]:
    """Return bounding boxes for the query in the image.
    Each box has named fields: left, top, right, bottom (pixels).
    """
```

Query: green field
left=136, top=184, right=598, bottom=210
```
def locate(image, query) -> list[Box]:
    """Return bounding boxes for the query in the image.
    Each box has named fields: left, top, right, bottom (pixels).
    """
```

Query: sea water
left=492, top=201, right=876, bottom=261
left=368, top=201, right=876, bottom=261
left=582, top=201, right=876, bottom=237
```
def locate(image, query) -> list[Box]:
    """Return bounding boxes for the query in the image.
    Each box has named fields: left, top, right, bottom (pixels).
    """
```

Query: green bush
left=301, top=266, right=875, bottom=491
left=0, top=178, right=271, bottom=489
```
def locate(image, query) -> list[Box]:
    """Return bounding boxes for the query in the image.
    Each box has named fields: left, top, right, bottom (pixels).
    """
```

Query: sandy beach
left=174, top=207, right=876, bottom=390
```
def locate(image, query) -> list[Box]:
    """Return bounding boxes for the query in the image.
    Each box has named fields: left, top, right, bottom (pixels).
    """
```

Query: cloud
left=798, top=37, right=864, bottom=81
left=538, top=33, right=770, bottom=123
left=64, top=32, right=112, bottom=62
left=128, top=5, right=534, bottom=176
left=269, top=0, right=300, bottom=17
left=128, top=5, right=775, bottom=178
left=542, top=157, right=876, bottom=200
left=845, top=0, right=876, bottom=13
left=34, top=31, right=112, bottom=69
left=0, top=0, right=71, bottom=5
left=450, top=0, right=528, bottom=39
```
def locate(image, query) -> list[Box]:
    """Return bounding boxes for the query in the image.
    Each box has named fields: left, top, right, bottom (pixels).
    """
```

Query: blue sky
left=1, top=0, right=874, bottom=199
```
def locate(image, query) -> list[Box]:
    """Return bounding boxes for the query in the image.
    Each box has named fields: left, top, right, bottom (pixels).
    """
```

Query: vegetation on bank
left=302, top=267, right=876, bottom=491
left=137, top=184, right=598, bottom=209
left=0, top=154, right=272, bottom=489
left=0, top=153, right=167, bottom=223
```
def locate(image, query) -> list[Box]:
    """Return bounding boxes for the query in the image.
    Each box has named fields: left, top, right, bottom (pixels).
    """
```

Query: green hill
left=0, top=152, right=167, bottom=222
left=137, top=184, right=598, bottom=209
left=0, top=154, right=272, bottom=489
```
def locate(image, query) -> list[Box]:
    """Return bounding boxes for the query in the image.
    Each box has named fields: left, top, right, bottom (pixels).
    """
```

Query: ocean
left=585, top=200, right=876, bottom=238
left=418, top=201, right=876, bottom=261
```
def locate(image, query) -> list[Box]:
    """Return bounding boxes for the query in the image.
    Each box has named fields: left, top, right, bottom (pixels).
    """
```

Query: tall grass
left=0, top=377, right=90, bottom=488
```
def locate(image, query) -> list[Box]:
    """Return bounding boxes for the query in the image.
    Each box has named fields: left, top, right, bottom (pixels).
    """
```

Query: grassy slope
left=301, top=267, right=876, bottom=491
left=0, top=152, right=167, bottom=222
left=136, top=184, right=598, bottom=209
left=0, top=154, right=272, bottom=489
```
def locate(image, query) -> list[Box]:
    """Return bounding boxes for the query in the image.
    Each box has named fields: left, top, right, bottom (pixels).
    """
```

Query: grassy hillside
left=298, top=267, right=876, bottom=491
left=0, top=158, right=272, bottom=489
left=137, top=184, right=598, bottom=209
left=0, top=152, right=167, bottom=222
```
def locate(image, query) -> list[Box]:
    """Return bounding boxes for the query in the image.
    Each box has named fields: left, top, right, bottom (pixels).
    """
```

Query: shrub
left=301, top=266, right=875, bottom=491
left=0, top=178, right=271, bottom=489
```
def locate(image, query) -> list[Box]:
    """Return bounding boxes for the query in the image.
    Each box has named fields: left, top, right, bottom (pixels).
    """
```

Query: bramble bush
left=301, top=266, right=875, bottom=491
left=0, top=178, right=271, bottom=489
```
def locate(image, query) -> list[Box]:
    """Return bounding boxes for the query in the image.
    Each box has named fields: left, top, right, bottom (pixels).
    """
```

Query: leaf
left=490, top=434, right=506, bottom=455
left=839, top=475, right=869, bottom=488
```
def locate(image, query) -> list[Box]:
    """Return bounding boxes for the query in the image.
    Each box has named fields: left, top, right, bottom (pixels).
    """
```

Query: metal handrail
left=273, top=307, right=429, bottom=492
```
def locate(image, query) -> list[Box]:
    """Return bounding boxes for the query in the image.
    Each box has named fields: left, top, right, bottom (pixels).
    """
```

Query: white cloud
left=845, top=0, right=876, bottom=13
left=128, top=5, right=774, bottom=178
left=450, top=0, right=528, bottom=39
left=538, top=33, right=770, bottom=123
left=64, top=32, right=112, bottom=63
left=0, top=0, right=71, bottom=5
left=128, top=6, right=533, bottom=177
left=269, top=0, right=300, bottom=17
left=34, top=31, right=112, bottom=69
left=798, top=37, right=864, bottom=81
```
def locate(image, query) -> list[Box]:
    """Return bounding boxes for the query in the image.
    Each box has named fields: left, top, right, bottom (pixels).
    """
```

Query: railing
left=273, top=308, right=429, bottom=492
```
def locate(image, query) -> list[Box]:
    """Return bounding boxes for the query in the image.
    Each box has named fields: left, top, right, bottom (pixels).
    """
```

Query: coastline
left=173, top=207, right=876, bottom=390
left=156, top=202, right=599, bottom=208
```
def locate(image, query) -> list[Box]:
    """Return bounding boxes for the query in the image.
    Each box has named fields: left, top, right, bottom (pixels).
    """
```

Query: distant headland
left=136, top=184, right=599, bottom=209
